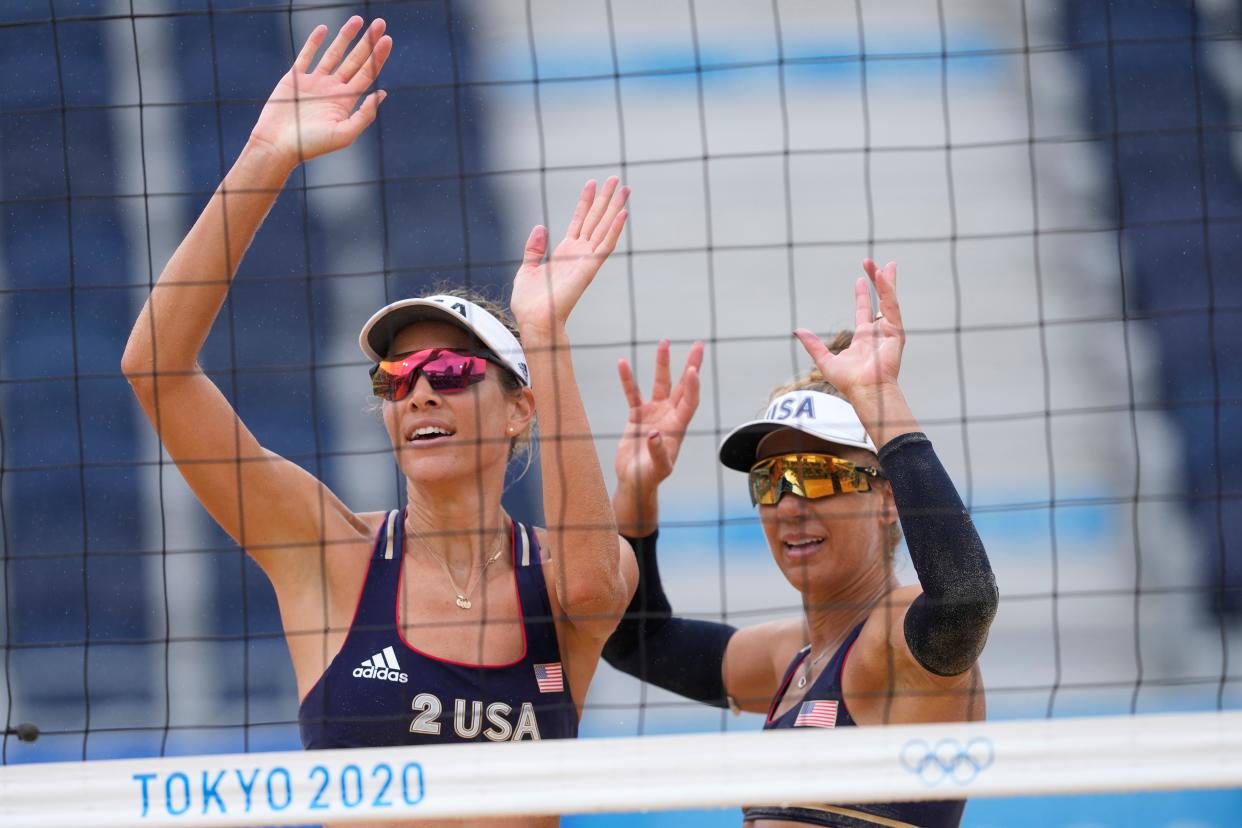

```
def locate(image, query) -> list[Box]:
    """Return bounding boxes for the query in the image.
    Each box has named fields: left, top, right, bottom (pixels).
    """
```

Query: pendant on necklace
left=455, top=595, right=472, bottom=610
left=796, top=675, right=807, bottom=689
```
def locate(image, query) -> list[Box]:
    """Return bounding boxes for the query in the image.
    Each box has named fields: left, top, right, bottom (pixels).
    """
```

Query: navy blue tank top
left=742, top=622, right=965, bottom=828
left=299, top=511, right=578, bottom=748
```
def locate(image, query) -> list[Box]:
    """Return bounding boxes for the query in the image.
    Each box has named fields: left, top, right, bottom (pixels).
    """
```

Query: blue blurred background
left=1, top=1, right=1240, bottom=825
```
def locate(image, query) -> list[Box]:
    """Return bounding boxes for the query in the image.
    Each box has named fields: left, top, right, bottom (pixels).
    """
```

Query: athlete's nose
left=407, top=373, right=442, bottom=408
left=774, top=488, right=810, bottom=517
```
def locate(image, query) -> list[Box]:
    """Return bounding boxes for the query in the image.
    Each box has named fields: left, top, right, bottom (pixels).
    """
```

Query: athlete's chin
left=401, top=463, right=466, bottom=487
left=780, top=567, right=834, bottom=596
left=398, top=454, right=504, bottom=490
left=774, top=550, right=838, bottom=594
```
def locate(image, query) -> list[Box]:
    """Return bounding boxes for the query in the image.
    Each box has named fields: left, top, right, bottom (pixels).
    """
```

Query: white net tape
left=3, top=711, right=1239, bottom=827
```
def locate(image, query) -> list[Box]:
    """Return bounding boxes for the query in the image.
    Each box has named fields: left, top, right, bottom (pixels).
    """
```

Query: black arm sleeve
left=879, top=432, right=999, bottom=677
left=603, top=531, right=738, bottom=708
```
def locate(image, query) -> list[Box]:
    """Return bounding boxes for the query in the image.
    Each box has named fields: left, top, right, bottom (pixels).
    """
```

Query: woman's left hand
left=510, top=177, right=630, bottom=339
left=794, top=259, right=905, bottom=400
left=249, top=17, right=391, bottom=167
left=614, top=340, right=704, bottom=494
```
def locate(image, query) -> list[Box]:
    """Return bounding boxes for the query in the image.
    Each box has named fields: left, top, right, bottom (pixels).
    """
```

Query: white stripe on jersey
left=384, top=510, right=398, bottom=559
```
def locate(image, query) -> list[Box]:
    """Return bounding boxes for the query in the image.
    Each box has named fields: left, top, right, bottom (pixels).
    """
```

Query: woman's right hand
left=795, top=258, right=919, bottom=452
left=510, top=177, right=631, bottom=341
left=249, top=17, right=392, bottom=166
left=795, top=258, right=905, bottom=403
left=612, top=340, right=703, bottom=535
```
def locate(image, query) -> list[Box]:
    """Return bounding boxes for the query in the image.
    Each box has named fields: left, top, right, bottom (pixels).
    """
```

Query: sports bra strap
left=512, top=523, right=561, bottom=664
left=350, top=510, right=402, bottom=630
left=765, top=645, right=811, bottom=722
left=383, top=509, right=399, bottom=560
left=516, top=521, right=533, bottom=567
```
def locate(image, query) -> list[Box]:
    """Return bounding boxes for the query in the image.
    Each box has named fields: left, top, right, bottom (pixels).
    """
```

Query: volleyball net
left=2, top=711, right=1240, bottom=826
left=2, top=0, right=1241, bottom=825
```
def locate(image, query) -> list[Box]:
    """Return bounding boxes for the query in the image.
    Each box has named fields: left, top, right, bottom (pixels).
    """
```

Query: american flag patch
left=794, top=700, right=839, bottom=728
left=533, top=662, right=564, bottom=693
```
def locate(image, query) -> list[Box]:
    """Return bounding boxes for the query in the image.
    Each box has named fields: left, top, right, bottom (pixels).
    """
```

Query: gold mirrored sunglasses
left=748, top=453, right=884, bottom=506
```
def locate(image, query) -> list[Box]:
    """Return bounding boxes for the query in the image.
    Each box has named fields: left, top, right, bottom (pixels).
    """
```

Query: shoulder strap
left=351, top=509, right=402, bottom=631
left=765, top=645, right=811, bottom=724
left=819, top=618, right=869, bottom=695
left=517, top=519, right=534, bottom=567
left=800, top=619, right=868, bottom=703
left=513, top=523, right=561, bottom=663
left=383, top=509, right=399, bottom=560
left=824, top=620, right=867, bottom=685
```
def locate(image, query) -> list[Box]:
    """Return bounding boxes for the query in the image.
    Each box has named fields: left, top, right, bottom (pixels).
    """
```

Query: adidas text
left=353, top=664, right=409, bottom=683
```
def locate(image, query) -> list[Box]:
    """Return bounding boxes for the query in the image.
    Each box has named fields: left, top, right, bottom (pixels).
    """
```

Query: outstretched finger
left=869, top=260, right=902, bottom=329
left=650, top=340, right=672, bottom=401
left=667, top=340, right=704, bottom=408
left=317, top=16, right=364, bottom=74
left=590, top=184, right=631, bottom=246
left=521, top=225, right=548, bottom=271
left=617, top=358, right=644, bottom=410
left=871, top=258, right=896, bottom=285
left=794, top=328, right=832, bottom=373
left=862, top=258, right=880, bottom=282
left=595, top=209, right=629, bottom=258
left=673, top=364, right=701, bottom=427
left=580, top=176, right=620, bottom=240
left=347, top=33, right=393, bottom=92
left=852, top=276, right=872, bottom=330
left=565, top=180, right=596, bottom=240
left=338, top=18, right=386, bottom=82
left=685, top=340, right=705, bottom=373
left=294, top=25, right=329, bottom=73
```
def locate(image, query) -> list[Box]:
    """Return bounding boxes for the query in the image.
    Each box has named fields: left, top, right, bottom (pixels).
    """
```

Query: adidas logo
left=352, top=646, right=409, bottom=684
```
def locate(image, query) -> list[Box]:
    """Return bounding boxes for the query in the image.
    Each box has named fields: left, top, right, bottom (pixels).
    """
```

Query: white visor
left=718, top=390, right=876, bottom=472
left=358, top=295, right=530, bottom=387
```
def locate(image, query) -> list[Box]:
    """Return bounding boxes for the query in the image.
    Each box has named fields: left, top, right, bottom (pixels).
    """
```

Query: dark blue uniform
left=299, top=511, right=578, bottom=748
left=742, top=622, right=965, bottom=828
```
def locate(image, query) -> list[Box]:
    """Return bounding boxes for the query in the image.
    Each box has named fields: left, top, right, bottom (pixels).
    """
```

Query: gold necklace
left=411, top=525, right=507, bottom=610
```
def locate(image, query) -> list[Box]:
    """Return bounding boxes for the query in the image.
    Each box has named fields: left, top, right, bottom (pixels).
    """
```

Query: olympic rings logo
left=899, top=737, right=994, bottom=786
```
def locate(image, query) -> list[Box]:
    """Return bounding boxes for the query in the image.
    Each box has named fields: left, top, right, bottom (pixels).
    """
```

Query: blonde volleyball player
left=123, top=17, right=636, bottom=825
left=606, top=260, right=997, bottom=827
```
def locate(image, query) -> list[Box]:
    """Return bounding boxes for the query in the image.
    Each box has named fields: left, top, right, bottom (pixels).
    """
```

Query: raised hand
left=614, top=340, right=704, bottom=496
left=794, top=259, right=904, bottom=401
left=510, top=177, right=630, bottom=339
left=250, top=17, right=392, bottom=165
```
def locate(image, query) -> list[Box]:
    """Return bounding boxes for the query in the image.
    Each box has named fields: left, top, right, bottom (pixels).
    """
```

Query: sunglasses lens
left=749, top=461, right=778, bottom=505
left=797, top=457, right=847, bottom=498
left=371, top=350, right=489, bottom=400
left=833, top=463, right=868, bottom=494
left=748, top=454, right=873, bottom=505
left=372, top=363, right=414, bottom=401
left=421, top=354, right=488, bottom=392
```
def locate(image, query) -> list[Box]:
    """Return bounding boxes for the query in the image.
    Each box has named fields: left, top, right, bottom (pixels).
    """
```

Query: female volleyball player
left=606, top=260, right=998, bottom=827
left=121, top=14, right=637, bottom=784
